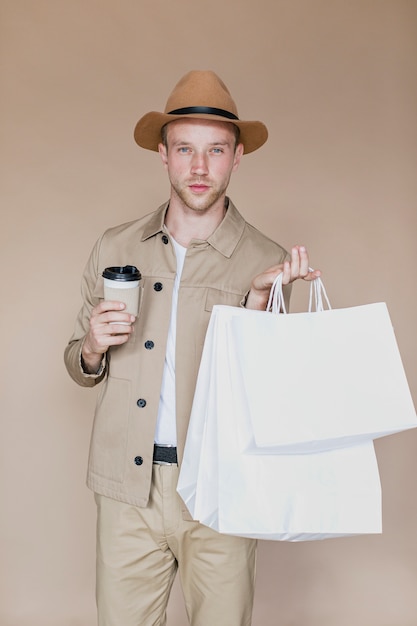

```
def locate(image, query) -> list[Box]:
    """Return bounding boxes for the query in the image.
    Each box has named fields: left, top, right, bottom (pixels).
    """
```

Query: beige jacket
left=64, top=200, right=290, bottom=510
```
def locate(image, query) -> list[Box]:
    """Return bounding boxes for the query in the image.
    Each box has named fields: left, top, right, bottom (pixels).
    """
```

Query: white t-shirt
left=154, top=236, right=187, bottom=445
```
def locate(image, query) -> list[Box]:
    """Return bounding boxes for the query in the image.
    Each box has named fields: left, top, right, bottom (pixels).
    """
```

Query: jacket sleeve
left=64, top=235, right=107, bottom=387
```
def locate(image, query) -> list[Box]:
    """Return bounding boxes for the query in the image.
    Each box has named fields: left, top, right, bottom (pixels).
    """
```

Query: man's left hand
left=245, top=246, right=321, bottom=311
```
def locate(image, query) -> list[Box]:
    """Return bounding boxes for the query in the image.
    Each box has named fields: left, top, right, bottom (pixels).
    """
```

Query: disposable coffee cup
left=103, top=265, right=142, bottom=321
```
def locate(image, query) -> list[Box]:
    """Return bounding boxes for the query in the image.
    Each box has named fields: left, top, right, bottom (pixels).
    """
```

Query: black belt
left=153, top=444, right=178, bottom=465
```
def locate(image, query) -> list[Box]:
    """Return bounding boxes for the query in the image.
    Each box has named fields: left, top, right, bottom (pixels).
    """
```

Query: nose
left=190, top=151, right=209, bottom=176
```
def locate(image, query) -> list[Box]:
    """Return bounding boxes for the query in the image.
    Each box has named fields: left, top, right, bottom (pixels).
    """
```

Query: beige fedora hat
left=134, top=70, right=268, bottom=154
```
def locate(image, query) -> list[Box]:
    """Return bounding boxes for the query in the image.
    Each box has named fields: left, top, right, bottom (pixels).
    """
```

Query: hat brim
left=134, top=112, right=268, bottom=155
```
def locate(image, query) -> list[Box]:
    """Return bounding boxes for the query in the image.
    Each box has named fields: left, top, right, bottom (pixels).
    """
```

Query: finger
left=104, top=311, right=136, bottom=325
left=84, top=325, right=130, bottom=354
left=88, top=320, right=134, bottom=349
left=281, top=260, right=292, bottom=285
left=94, top=331, right=132, bottom=350
left=94, top=300, right=127, bottom=314
left=303, top=268, right=322, bottom=282
left=297, top=246, right=310, bottom=277
left=104, top=325, right=134, bottom=339
left=289, top=246, right=300, bottom=279
left=92, top=310, right=135, bottom=326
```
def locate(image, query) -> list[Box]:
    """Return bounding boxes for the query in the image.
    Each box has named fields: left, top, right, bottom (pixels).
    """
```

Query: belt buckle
left=153, top=444, right=177, bottom=466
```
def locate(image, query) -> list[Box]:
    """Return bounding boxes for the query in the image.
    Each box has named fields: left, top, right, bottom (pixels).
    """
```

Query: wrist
left=81, top=341, right=105, bottom=375
left=245, top=289, right=268, bottom=311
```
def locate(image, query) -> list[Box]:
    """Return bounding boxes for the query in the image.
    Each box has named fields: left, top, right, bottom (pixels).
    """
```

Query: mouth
left=189, top=183, right=210, bottom=193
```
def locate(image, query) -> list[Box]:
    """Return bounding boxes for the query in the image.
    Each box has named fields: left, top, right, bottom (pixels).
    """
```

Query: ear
left=232, top=143, right=244, bottom=172
left=158, top=143, right=168, bottom=169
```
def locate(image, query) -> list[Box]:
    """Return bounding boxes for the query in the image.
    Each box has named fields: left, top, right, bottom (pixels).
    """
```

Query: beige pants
left=95, top=465, right=257, bottom=626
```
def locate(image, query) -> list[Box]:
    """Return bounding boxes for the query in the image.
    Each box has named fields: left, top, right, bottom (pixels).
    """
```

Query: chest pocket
left=204, top=287, right=245, bottom=312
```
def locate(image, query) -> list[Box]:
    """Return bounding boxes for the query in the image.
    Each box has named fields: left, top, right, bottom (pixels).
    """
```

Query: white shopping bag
left=177, top=304, right=383, bottom=541
left=177, top=309, right=220, bottom=522
left=230, top=275, right=416, bottom=454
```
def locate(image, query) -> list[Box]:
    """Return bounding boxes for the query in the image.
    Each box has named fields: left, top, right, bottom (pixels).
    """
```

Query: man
left=65, top=70, right=320, bottom=626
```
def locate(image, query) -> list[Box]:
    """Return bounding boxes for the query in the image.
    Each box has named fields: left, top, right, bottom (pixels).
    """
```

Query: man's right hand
left=81, top=301, right=136, bottom=373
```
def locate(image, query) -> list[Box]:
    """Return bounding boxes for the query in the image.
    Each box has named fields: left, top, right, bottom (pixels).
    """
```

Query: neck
left=164, top=197, right=228, bottom=247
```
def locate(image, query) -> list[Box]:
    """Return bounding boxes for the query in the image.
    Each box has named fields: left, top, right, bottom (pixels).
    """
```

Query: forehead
left=164, top=118, right=236, bottom=143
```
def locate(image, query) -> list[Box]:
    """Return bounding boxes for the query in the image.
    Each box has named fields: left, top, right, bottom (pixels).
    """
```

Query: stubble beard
left=171, top=178, right=229, bottom=213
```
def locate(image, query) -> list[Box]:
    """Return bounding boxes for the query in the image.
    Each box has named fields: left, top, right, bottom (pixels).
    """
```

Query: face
left=158, top=119, right=243, bottom=213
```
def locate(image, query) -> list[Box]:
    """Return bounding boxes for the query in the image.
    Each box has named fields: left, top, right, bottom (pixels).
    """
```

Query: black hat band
left=167, top=106, right=239, bottom=120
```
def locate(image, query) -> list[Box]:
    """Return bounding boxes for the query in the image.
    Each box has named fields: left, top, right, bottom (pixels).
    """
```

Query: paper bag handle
left=266, top=269, right=331, bottom=315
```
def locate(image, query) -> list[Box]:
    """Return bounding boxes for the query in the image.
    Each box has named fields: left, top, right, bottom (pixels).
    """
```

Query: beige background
left=1, top=1, right=416, bottom=624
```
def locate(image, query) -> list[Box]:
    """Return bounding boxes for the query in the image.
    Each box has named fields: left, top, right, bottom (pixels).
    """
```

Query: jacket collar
left=141, top=202, right=170, bottom=240
left=207, top=199, right=246, bottom=258
left=141, top=198, right=246, bottom=259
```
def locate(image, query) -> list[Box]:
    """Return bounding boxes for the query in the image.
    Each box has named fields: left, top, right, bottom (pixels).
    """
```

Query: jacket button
left=153, top=282, right=163, bottom=291
left=144, top=340, right=155, bottom=350
left=134, top=456, right=143, bottom=466
left=161, top=234, right=169, bottom=244
left=137, top=398, right=147, bottom=408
